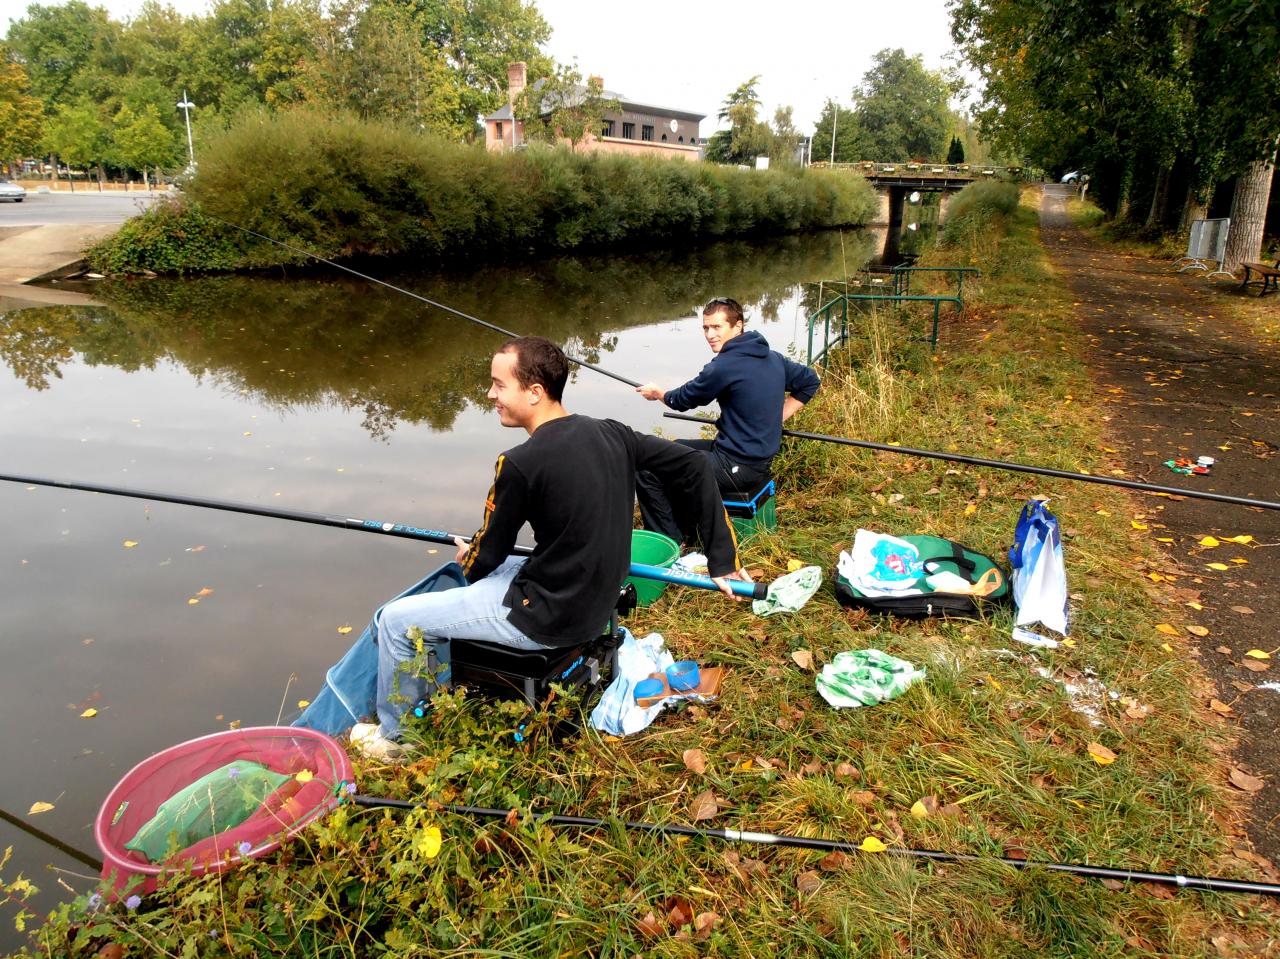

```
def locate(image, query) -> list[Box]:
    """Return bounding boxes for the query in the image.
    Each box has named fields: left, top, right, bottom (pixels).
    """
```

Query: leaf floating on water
left=243, top=431, right=252, bottom=437
left=196, top=587, right=214, bottom=597
left=337, top=625, right=354, bottom=635
left=297, top=699, right=310, bottom=709
left=1087, top=742, right=1117, bottom=765
left=80, top=707, right=98, bottom=718
left=188, top=598, right=200, bottom=605
left=186, top=545, right=206, bottom=553
left=122, top=540, right=138, bottom=548
left=28, top=801, right=55, bottom=815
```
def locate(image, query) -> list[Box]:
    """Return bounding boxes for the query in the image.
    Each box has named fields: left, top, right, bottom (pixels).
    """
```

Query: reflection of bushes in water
left=10, top=232, right=875, bottom=436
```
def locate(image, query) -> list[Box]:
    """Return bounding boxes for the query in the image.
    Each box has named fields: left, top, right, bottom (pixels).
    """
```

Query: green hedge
left=940, top=180, right=1020, bottom=250
left=90, top=109, right=879, bottom=274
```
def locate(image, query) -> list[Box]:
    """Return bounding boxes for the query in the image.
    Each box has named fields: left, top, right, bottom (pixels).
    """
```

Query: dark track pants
left=636, top=438, right=770, bottom=544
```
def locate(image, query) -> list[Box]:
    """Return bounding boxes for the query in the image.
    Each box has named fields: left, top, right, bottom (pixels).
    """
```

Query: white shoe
left=349, top=722, right=405, bottom=762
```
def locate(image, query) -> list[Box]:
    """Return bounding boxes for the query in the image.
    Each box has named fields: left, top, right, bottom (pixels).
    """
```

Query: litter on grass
left=816, top=650, right=925, bottom=709
left=753, top=565, right=822, bottom=616
left=1009, top=500, right=1069, bottom=649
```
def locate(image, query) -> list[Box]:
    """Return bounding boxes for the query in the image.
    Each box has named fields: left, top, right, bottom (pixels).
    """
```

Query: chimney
left=507, top=62, right=527, bottom=106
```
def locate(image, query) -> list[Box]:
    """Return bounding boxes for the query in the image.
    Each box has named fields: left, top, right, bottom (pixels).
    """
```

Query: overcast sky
left=4, top=0, right=969, bottom=132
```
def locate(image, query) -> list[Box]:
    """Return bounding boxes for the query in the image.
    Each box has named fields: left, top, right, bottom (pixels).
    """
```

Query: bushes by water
left=90, top=110, right=878, bottom=274
left=940, top=180, right=1020, bottom=258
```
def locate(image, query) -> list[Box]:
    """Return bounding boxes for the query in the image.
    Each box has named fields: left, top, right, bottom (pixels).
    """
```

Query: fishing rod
left=0, top=805, right=103, bottom=872
left=203, top=214, right=642, bottom=389
left=0, top=473, right=767, bottom=600
left=351, top=795, right=1280, bottom=898
left=664, top=412, right=1280, bottom=513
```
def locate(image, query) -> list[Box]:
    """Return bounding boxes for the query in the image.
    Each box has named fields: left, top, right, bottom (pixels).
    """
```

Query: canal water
left=0, top=228, right=893, bottom=938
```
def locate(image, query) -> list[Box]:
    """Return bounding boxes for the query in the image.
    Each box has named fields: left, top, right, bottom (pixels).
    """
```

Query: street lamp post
left=176, top=90, right=196, bottom=169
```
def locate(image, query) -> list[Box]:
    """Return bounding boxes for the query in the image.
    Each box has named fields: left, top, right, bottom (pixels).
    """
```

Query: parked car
left=1060, top=170, right=1081, bottom=183
left=0, top=180, right=26, bottom=202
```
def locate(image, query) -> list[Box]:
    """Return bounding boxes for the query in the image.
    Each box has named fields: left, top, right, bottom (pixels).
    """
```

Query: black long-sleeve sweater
left=460, top=414, right=740, bottom=645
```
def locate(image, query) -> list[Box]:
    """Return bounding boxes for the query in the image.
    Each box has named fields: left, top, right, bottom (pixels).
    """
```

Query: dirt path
left=1039, top=186, right=1280, bottom=867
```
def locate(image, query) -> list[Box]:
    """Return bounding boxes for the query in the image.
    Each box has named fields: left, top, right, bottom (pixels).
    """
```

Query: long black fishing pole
left=350, top=795, right=1279, bottom=898
left=0, top=473, right=766, bottom=600
left=0, top=806, right=103, bottom=871
left=203, top=214, right=642, bottom=388
left=664, top=411, right=1280, bottom=513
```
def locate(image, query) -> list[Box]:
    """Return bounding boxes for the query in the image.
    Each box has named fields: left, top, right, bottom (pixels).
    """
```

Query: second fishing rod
left=219, top=215, right=1276, bottom=515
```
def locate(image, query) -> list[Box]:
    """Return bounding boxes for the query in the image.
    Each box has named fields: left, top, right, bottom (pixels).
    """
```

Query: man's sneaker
left=349, top=722, right=405, bottom=762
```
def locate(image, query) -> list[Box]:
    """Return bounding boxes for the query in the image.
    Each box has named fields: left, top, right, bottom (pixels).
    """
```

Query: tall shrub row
left=90, top=110, right=879, bottom=274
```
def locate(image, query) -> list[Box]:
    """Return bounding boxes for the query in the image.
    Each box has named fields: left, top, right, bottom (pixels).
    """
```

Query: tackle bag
left=834, top=529, right=1008, bottom=619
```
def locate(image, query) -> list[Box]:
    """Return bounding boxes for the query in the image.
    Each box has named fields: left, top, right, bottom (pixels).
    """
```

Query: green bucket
left=626, top=529, right=681, bottom=606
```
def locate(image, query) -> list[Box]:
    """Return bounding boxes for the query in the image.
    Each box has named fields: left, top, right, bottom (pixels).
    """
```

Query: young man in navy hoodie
left=634, top=296, right=820, bottom=543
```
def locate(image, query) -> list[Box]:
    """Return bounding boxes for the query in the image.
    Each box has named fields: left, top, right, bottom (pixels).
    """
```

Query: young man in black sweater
left=351, top=336, right=748, bottom=758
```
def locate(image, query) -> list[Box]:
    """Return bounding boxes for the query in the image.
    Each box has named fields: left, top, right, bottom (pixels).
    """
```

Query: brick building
left=483, top=62, right=703, bottom=162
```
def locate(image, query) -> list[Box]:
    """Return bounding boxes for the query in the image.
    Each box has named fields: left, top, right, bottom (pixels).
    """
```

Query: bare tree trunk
left=1180, top=182, right=1209, bottom=230
left=1145, top=167, right=1171, bottom=229
left=1222, top=147, right=1277, bottom=273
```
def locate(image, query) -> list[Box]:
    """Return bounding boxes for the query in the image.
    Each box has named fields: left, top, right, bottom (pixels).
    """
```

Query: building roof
left=483, top=80, right=704, bottom=123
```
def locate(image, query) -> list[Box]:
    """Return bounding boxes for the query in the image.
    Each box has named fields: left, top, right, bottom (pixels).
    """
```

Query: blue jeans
left=374, top=557, right=556, bottom=738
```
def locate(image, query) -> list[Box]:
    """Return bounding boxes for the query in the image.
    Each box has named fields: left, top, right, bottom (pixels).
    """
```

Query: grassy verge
left=8, top=192, right=1276, bottom=958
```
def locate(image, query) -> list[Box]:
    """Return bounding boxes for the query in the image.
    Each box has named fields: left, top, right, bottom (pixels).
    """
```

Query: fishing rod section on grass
left=203, top=215, right=643, bottom=389
left=664, top=412, right=1280, bottom=513
left=350, top=795, right=1280, bottom=899
left=0, top=473, right=766, bottom=600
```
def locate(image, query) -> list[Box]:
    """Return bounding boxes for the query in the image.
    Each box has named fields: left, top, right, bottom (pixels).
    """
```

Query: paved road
left=0, top=189, right=165, bottom=227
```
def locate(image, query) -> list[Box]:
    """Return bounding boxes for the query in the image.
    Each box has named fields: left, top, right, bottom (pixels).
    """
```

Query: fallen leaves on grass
left=690, top=790, right=721, bottom=821
left=1087, top=742, right=1117, bottom=765
left=911, top=796, right=940, bottom=819
left=1186, top=625, right=1209, bottom=637
left=1155, top=624, right=1178, bottom=636
left=796, top=870, right=823, bottom=895
left=1245, top=650, right=1271, bottom=660
left=790, top=649, right=814, bottom=671
left=682, top=748, right=707, bottom=774
left=834, top=762, right=860, bottom=780
left=1231, top=606, right=1255, bottom=615
left=1242, top=659, right=1271, bottom=673
left=858, top=836, right=888, bottom=853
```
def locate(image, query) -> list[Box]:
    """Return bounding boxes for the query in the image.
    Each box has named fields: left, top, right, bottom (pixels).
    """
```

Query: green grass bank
left=87, top=110, right=878, bottom=275
left=8, top=184, right=1275, bottom=957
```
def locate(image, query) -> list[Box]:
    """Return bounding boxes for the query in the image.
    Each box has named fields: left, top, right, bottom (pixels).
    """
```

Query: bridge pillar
left=882, top=186, right=908, bottom=265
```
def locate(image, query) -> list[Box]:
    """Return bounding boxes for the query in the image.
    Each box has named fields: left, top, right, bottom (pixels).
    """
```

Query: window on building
left=641, top=124, right=654, bottom=142
left=678, top=135, right=684, bottom=143
left=661, top=133, right=668, bottom=142
left=622, top=122, right=635, bottom=139
left=495, top=121, right=504, bottom=140
left=601, top=119, right=615, bottom=137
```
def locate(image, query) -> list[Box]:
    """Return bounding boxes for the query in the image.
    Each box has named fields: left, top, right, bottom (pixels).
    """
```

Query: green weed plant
left=9, top=189, right=1275, bottom=958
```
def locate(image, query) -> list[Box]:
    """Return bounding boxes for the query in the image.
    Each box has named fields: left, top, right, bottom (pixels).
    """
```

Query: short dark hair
left=703, top=296, right=745, bottom=327
left=500, top=336, right=569, bottom=402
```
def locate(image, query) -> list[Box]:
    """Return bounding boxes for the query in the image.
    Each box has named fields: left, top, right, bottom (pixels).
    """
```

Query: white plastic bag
left=589, top=630, right=675, bottom=736
left=1008, top=499, right=1069, bottom=648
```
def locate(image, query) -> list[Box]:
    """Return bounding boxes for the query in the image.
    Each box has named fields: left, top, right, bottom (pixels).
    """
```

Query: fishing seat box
left=724, top=480, right=777, bottom=543
left=451, top=629, right=622, bottom=708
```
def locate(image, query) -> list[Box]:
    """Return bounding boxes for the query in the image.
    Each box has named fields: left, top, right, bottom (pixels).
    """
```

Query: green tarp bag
left=835, top=531, right=1009, bottom=619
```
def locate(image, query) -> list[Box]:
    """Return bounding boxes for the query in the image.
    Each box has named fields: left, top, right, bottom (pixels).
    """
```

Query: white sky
left=4, top=0, right=968, bottom=132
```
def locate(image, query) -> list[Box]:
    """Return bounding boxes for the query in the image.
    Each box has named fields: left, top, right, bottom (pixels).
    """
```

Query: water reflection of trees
left=0, top=232, right=872, bottom=437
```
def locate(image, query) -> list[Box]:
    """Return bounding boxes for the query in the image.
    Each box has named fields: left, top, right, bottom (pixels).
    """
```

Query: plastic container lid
left=633, top=678, right=665, bottom=702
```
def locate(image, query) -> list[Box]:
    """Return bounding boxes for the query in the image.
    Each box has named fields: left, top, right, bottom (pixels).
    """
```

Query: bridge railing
left=810, top=161, right=1027, bottom=180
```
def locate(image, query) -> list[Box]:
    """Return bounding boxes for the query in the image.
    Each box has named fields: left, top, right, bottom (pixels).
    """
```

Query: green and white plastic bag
left=753, top=565, right=822, bottom=617
left=815, top=649, right=926, bottom=709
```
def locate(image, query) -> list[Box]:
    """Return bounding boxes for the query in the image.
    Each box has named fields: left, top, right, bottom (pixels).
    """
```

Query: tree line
left=0, top=0, right=551, bottom=183
left=950, top=0, right=1279, bottom=268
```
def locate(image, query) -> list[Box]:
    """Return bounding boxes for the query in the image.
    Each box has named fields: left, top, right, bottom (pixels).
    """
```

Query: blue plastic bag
left=1008, top=500, right=1069, bottom=648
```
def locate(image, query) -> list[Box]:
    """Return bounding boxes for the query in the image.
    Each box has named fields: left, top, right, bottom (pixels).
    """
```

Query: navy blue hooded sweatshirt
left=663, top=330, right=820, bottom=465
